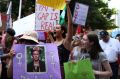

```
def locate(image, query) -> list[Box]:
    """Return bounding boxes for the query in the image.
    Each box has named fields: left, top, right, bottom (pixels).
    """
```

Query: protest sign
left=35, top=4, right=60, bottom=31
left=13, top=44, right=61, bottom=79
left=36, top=0, right=66, bottom=10
left=73, top=3, right=89, bottom=26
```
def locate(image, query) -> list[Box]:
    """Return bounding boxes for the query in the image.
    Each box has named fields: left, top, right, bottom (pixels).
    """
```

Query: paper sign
left=35, top=4, right=60, bottom=31
left=73, top=3, right=89, bottom=26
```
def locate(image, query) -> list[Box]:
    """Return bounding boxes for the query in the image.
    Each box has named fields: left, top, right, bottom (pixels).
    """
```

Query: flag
left=59, top=6, right=66, bottom=25
left=0, top=13, right=2, bottom=27
left=6, top=1, right=12, bottom=29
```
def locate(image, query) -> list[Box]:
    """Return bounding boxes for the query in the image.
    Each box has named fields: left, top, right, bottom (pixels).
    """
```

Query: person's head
left=53, top=24, right=67, bottom=38
left=115, top=34, right=120, bottom=41
left=99, top=30, right=109, bottom=42
left=81, top=32, right=103, bottom=59
left=19, top=31, right=39, bottom=44
left=6, top=28, right=16, bottom=36
left=31, top=46, right=41, bottom=61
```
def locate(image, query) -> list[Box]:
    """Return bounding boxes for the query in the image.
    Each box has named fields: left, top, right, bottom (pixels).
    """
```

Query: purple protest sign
left=13, top=43, right=61, bottom=79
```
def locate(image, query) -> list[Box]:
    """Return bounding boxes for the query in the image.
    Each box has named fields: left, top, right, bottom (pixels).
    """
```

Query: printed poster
left=13, top=44, right=61, bottom=79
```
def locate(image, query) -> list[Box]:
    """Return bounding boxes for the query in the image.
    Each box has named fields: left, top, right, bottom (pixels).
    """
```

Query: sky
left=108, top=0, right=120, bottom=10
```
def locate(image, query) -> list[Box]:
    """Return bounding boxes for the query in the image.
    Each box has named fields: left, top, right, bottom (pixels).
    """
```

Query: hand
left=70, top=60, right=77, bottom=64
left=93, top=70, right=99, bottom=75
left=8, top=50, right=15, bottom=58
left=65, top=0, right=71, bottom=5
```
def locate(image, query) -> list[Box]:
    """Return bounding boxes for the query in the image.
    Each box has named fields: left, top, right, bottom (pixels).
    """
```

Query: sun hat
left=20, top=31, right=39, bottom=44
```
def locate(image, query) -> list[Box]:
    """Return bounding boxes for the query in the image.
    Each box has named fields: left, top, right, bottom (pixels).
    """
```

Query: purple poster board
left=13, top=43, right=61, bottom=79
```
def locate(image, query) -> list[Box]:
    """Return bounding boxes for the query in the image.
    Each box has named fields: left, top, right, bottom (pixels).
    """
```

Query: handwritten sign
left=35, top=4, right=60, bottom=31
left=73, top=3, right=89, bottom=26
left=13, top=44, right=61, bottom=79
left=36, top=0, right=66, bottom=10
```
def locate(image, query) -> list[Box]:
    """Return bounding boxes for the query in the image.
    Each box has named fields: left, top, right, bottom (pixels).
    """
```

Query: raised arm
left=63, top=0, right=73, bottom=50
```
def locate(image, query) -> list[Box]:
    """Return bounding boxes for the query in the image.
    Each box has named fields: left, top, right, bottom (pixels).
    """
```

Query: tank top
left=58, top=44, right=70, bottom=66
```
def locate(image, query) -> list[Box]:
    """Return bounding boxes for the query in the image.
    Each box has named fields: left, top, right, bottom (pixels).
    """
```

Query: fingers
left=8, top=50, right=15, bottom=58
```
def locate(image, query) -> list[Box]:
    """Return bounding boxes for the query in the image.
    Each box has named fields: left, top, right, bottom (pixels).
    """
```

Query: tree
left=0, top=0, right=35, bottom=20
left=69, top=0, right=117, bottom=30
left=0, top=0, right=9, bottom=13
left=12, top=0, right=35, bottom=20
left=0, top=0, right=117, bottom=30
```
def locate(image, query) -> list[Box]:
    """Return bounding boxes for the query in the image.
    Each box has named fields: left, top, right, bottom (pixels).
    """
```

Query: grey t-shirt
left=72, top=47, right=108, bottom=79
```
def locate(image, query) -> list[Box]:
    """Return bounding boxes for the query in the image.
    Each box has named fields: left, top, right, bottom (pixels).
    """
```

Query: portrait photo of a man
left=26, top=46, right=46, bottom=72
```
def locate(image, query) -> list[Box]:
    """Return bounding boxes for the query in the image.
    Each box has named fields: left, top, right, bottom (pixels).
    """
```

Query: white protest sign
left=73, top=3, right=89, bottom=26
left=35, top=4, right=60, bottom=31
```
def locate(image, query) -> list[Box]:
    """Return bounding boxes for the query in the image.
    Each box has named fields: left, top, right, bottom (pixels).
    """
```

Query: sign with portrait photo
left=13, top=44, right=61, bottom=79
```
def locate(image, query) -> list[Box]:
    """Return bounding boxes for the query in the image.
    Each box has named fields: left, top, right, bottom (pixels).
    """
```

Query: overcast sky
left=108, top=0, right=120, bottom=10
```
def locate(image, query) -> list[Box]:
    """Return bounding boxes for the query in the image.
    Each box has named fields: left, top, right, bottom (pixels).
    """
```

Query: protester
left=27, top=46, right=46, bottom=72
left=99, top=30, right=120, bottom=79
left=7, top=31, right=39, bottom=78
left=0, top=28, right=15, bottom=79
left=115, top=34, right=120, bottom=42
left=0, top=36, right=3, bottom=78
left=47, top=1, right=73, bottom=79
left=71, top=32, right=112, bottom=79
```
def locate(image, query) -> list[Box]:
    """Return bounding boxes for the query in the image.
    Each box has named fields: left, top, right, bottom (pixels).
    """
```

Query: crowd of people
left=0, top=1, right=120, bottom=79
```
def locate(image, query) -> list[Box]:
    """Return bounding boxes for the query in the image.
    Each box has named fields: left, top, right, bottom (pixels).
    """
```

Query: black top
left=27, top=60, right=46, bottom=72
left=58, top=44, right=70, bottom=66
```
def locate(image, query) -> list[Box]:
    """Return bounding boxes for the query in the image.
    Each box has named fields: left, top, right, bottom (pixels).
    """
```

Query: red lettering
left=50, top=13, right=59, bottom=20
left=42, top=6, right=48, bottom=11
left=40, top=21, right=54, bottom=31
left=76, top=4, right=80, bottom=9
left=38, top=5, right=48, bottom=11
left=73, top=10, right=78, bottom=22
left=54, top=13, right=59, bottom=20
left=50, top=13, right=54, bottom=20
left=39, top=13, right=49, bottom=20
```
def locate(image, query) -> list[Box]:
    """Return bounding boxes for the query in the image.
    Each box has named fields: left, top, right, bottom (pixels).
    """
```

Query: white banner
left=73, top=3, right=89, bottom=26
left=35, top=4, right=60, bottom=31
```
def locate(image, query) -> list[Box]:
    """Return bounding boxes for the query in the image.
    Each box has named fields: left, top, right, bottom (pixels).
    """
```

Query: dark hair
left=61, top=24, right=67, bottom=38
left=99, top=30, right=109, bottom=38
left=7, top=28, right=15, bottom=36
left=116, top=34, right=120, bottom=38
left=31, top=47, right=41, bottom=56
left=87, top=33, right=103, bottom=59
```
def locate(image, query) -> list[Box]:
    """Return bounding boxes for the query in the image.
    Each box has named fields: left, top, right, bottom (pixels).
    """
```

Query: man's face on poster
left=32, top=51, right=39, bottom=61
